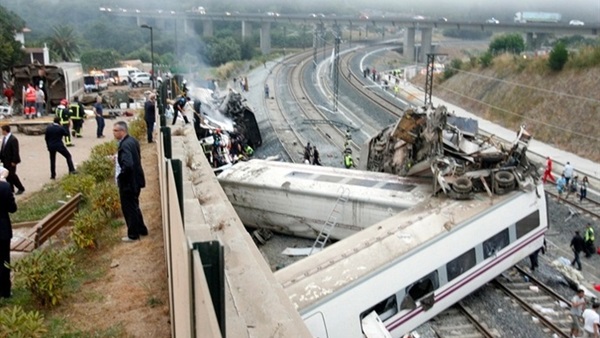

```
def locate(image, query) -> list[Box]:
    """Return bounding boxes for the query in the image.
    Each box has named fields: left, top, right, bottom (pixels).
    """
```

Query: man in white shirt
left=572, top=289, right=586, bottom=338
left=582, top=302, right=600, bottom=337
left=564, top=161, right=574, bottom=186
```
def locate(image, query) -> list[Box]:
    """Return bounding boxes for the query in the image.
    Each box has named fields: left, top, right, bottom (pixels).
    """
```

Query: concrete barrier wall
left=169, top=126, right=312, bottom=337
left=157, top=126, right=222, bottom=338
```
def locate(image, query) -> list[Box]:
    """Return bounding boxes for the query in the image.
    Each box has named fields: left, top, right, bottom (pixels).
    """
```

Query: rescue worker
left=56, top=99, right=73, bottom=146
left=24, top=83, right=36, bottom=119
left=171, top=95, right=190, bottom=125
left=343, top=148, right=353, bottom=169
left=584, top=223, right=595, bottom=258
left=69, top=96, right=85, bottom=138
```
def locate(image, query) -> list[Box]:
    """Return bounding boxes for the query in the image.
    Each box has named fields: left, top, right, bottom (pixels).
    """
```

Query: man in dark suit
left=0, top=179, right=17, bottom=298
left=45, top=117, right=77, bottom=179
left=0, top=125, right=25, bottom=195
left=113, top=121, right=148, bottom=242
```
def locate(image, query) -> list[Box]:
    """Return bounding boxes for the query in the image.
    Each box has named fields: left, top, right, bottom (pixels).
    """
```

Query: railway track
left=431, top=302, right=498, bottom=338
left=494, top=266, right=573, bottom=338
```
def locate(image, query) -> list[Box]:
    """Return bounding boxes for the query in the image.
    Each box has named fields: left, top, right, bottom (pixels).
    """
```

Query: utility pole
left=424, top=53, right=446, bottom=107
left=333, top=35, right=341, bottom=112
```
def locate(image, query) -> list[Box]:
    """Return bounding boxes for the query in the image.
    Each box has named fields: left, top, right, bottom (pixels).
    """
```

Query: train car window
left=360, top=295, right=398, bottom=322
left=400, top=271, right=439, bottom=310
left=483, top=228, right=509, bottom=259
left=446, top=248, right=476, bottom=282
left=516, top=211, right=540, bottom=239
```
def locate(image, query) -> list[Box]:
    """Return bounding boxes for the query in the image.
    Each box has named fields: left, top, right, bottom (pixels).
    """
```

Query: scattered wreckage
left=358, top=104, right=539, bottom=199
left=184, top=87, right=262, bottom=171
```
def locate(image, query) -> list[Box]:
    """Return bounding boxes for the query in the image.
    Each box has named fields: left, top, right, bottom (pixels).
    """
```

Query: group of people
left=0, top=111, right=149, bottom=297
left=303, top=142, right=322, bottom=166
left=544, top=158, right=589, bottom=203
left=2, top=83, right=46, bottom=119
left=570, top=288, right=600, bottom=338
left=571, top=223, right=596, bottom=271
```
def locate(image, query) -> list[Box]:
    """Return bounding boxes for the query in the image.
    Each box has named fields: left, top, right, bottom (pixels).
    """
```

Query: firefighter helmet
left=60, top=99, right=68, bottom=105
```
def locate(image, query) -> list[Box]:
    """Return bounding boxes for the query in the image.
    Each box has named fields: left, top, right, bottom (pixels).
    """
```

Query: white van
left=104, top=67, right=141, bottom=85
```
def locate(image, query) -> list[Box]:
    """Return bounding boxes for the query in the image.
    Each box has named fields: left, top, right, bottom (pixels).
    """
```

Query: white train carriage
left=275, top=183, right=548, bottom=337
left=217, top=159, right=432, bottom=240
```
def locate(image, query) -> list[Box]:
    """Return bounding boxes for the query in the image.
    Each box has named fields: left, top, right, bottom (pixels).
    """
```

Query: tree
left=206, top=37, right=241, bottom=66
left=0, top=4, right=25, bottom=72
left=48, top=24, right=80, bottom=62
left=80, top=49, right=120, bottom=71
left=489, top=34, right=525, bottom=55
left=548, top=42, right=569, bottom=71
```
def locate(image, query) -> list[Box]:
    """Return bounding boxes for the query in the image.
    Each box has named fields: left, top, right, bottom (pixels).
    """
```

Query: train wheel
left=452, top=177, right=472, bottom=194
left=495, top=170, right=515, bottom=189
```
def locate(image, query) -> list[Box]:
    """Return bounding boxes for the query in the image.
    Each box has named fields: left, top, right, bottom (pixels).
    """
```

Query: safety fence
left=157, top=117, right=224, bottom=338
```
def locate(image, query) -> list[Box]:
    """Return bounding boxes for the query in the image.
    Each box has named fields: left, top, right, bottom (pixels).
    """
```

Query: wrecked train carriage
left=217, top=90, right=262, bottom=149
left=12, top=62, right=84, bottom=108
left=359, top=105, right=539, bottom=199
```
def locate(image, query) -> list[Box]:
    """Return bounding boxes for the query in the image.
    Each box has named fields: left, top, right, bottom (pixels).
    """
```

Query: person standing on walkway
left=69, top=96, right=85, bottom=138
left=45, top=117, right=77, bottom=180
left=582, top=302, right=600, bottom=337
left=542, top=156, right=555, bottom=184
left=584, top=223, right=596, bottom=258
left=0, top=178, right=16, bottom=298
left=35, top=84, right=45, bottom=117
left=572, top=230, right=586, bottom=270
left=0, top=125, right=25, bottom=195
left=571, top=289, right=586, bottom=338
left=564, top=161, right=574, bottom=186
left=93, top=96, right=105, bottom=138
left=264, top=84, right=269, bottom=99
left=113, top=121, right=148, bottom=242
left=581, top=176, right=589, bottom=203
left=144, top=93, right=156, bottom=143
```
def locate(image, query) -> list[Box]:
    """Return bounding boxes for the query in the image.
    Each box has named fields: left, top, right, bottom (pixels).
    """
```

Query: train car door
left=304, top=312, right=328, bottom=338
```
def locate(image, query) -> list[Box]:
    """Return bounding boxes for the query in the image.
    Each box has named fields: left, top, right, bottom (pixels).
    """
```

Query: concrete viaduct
left=104, top=9, right=599, bottom=60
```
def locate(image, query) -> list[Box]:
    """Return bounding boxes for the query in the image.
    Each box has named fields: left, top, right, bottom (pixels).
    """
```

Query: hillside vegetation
left=431, top=49, right=600, bottom=163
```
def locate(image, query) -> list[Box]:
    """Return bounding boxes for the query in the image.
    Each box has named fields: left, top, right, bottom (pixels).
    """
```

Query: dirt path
left=7, top=116, right=170, bottom=337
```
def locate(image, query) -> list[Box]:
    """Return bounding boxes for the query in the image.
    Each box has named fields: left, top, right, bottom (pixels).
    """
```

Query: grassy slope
left=429, top=54, right=600, bottom=162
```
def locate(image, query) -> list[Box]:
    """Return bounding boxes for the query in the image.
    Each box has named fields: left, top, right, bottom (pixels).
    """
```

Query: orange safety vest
left=25, top=86, right=36, bottom=102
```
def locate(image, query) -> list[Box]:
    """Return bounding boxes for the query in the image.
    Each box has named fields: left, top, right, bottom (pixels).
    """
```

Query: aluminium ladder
left=309, top=187, right=351, bottom=255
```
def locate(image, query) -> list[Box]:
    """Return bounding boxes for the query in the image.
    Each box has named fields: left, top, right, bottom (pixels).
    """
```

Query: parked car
left=131, top=72, right=153, bottom=87
left=486, top=17, right=500, bottom=24
left=569, top=20, right=585, bottom=26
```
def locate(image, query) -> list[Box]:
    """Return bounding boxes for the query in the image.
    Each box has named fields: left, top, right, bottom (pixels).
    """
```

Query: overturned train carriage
left=359, top=104, right=540, bottom=199
left=12, top=62, right=84, bottom=108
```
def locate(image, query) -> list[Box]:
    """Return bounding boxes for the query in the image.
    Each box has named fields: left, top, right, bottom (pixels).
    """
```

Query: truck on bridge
left=514, top=11, right=562, bottom=23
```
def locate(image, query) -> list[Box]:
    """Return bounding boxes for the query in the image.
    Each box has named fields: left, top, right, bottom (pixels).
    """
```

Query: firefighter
left=584, top=223, right=595, bottom=258
left=69, top=96, right=85, bottom=138
left=56, top=99, right=73, bottom=146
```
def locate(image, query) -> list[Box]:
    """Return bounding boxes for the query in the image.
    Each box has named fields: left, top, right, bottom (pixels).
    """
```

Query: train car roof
left=275, top=185, right=539, bottom=312
left=218, top=159, right=433, bottom=207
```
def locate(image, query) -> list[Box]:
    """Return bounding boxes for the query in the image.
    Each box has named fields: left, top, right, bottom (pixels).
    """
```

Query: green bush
left=128, top=114, right=147, bottom=141
left=59, top=174, right=96, bottom=200
left=479, top=51, right=494, bottom=68
left=78, top=154, right=115, bottom=183
left=70, top=209, right=108, bottom=250
left=11, top=248, right=75, bottom=307
left=0, top=306, right=47, bottom=337
left=90, top=181, right=121, bottom=219
left=548, top=42, right=569, bottom=71
left=90, top=141, right=118, bottom=158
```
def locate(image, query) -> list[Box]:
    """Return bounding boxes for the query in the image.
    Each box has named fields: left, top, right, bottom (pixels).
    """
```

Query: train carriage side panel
left=279, top=184, right=547, bottom=337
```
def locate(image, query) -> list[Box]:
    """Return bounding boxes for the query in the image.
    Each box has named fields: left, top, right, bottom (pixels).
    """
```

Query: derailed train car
left=11, top=62, right=85, bottom=109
